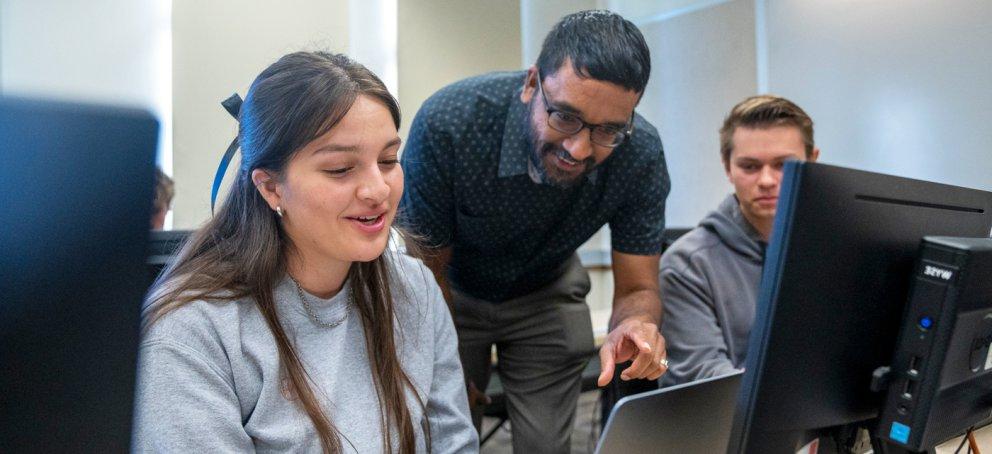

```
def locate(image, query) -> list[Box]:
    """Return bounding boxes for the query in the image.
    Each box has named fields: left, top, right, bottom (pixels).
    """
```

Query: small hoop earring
left=275, top=206, right=283, bottom=218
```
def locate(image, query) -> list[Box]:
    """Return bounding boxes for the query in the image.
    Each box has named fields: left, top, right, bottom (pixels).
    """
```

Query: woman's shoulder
left=141, top=282, right=258, bottom=353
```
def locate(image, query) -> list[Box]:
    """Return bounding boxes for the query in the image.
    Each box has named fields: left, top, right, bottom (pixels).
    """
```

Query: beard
left=527, top=110, right=597, bottom=189
left=529, top=142, right=596, bottom=188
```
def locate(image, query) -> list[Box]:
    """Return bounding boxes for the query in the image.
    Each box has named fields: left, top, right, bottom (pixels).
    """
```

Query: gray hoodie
left=659, top=194, right=765, bottom=386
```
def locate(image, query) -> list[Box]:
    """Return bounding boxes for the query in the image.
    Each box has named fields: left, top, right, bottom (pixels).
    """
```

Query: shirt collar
left=498, top=90, right=532, bottom=178
left=498, top=86, right=599, bottom=184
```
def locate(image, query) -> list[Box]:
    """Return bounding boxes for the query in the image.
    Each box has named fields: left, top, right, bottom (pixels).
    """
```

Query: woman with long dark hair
left=133, top=51, right=477, bottom=453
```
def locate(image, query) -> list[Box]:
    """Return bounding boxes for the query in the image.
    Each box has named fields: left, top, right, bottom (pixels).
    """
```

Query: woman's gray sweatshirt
left=659, top=194, right=765, bottom=386
left=133, top=253, right=478, bottom=453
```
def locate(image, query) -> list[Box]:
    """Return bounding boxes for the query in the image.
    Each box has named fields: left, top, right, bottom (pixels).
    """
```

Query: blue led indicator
left=918, top=316, right=934, bottom=330
left=890, top=422, right=911, bottom=444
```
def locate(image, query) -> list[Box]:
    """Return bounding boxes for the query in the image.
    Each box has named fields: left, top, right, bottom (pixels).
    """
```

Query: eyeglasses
left=535, top=70, right=633, bottom=148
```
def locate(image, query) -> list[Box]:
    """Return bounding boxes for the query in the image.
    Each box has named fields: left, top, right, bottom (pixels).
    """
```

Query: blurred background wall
left=2, top=0, right=989, bottom=307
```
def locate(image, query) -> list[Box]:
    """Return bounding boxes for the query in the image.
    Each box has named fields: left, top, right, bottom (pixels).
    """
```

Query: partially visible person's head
left=520, top=10, right=650, bottom=187
left=148, top=51, right=420, bottom=454
left=719, top=95, right=819, bottom=233
left=151, top=167, right=173, bottom=230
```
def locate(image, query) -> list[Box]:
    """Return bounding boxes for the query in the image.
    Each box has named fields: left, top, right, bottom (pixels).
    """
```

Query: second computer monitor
left=727, top=162, right=992, bottom=453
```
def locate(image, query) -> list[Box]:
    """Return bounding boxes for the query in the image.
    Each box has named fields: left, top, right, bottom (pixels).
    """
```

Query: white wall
left=349, top=0, right=397, bottom=97
left=520, top=0, right=597, bottom=67
left=0, top=0, right=172, bottom=168
left=170, top=0, right=349, bottom=229
left=0, top=0, right=169, bottom=107
left=764, top=0, right=992, bottom=192
left=592, top=0, right=992, bottom=228
left=397, top=0, right=521, bottom=141
left=635, top=0, right=756, bottom=229
left=7, top=0, right=986, bottom=272
left=630, top=0, right=992, bottom=230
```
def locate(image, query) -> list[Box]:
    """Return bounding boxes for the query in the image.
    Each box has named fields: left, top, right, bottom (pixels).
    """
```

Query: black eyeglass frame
left=535, top=70, right=634, bottom=148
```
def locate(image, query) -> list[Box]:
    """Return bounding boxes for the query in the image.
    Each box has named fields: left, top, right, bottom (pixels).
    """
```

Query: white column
left=349, top=0, right=398, bottom=98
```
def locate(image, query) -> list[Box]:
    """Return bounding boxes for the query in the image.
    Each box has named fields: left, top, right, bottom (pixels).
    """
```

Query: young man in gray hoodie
left=659, top=95, right=820, bottom=385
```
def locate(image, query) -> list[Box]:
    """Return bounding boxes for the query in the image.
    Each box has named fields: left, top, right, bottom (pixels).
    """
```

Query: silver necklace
left=291, top=278, right=349, bottom=328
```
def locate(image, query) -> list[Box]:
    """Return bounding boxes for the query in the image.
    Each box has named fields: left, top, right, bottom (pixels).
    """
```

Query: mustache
left=540, top=143, right=595, bottom=168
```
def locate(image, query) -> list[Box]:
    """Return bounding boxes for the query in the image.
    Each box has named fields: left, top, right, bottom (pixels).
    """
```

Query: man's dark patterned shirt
left=399, top=71, right=670, bottom=302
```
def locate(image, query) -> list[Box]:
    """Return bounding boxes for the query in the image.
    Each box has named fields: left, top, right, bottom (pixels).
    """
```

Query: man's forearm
left=609, top=288, right=662, bottom=331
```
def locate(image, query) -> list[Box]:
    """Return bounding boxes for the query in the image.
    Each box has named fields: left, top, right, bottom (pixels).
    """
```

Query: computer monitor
left=147, top=229, right=192, bottom=266
left=727, top=162, right=992, bottom=453
left=147, top=229, right=192, bottom=284
left=0, top=97, right=158, bottom=451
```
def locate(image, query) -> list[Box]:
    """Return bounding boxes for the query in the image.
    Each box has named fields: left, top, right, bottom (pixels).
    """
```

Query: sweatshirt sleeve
left=660, top=264, right=739, bottom=385
left=132, top=339, right=254, bottom=453
left=424, top=279, right=479, bottom=453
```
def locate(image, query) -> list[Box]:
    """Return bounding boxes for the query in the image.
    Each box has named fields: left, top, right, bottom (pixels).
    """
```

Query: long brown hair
left=146, top=51, right=425, bottom=454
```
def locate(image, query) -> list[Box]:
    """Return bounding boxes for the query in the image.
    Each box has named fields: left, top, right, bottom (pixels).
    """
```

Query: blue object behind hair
left=211, top=93, right=243, bottom=213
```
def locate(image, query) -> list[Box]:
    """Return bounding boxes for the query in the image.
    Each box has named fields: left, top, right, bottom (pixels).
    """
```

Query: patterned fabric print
left=399, top=71, right=670, bottom=302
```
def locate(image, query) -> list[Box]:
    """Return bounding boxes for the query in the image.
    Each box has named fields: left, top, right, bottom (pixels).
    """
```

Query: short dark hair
left=720, top=95, right=815, bottom=167
left=536, top=10, right=651, bottom=93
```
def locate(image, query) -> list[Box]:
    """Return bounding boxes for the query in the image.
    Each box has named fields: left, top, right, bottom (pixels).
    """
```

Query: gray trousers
left=452, top=256, right=595, bottom=454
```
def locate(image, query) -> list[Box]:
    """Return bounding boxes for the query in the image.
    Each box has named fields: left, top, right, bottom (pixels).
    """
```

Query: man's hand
left=600, top=251, right=666, bottom=386
left=597, top=315, right=668, bottom=386
left=467, top=380, right=491, bottom=410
